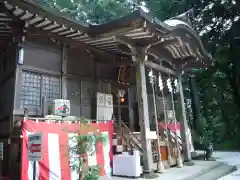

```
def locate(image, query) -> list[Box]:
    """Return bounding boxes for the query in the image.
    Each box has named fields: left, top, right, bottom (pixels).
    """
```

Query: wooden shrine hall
left=0, top=0, right=213, bottom=178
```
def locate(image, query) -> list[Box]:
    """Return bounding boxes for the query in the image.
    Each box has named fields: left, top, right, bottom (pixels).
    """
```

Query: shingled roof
left=0, top=0, right=213, bottom=74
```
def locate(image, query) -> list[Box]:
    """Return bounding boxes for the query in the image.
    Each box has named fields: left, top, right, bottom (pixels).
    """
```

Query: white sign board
left=28, top=133, right=43, bottom=161
left=0, top=142, right=3, bottom=160
left=96, top=93, right=113, bottom=121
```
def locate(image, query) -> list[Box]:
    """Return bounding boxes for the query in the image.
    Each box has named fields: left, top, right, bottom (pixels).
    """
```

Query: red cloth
left=158, top=122, right=180, bottom=132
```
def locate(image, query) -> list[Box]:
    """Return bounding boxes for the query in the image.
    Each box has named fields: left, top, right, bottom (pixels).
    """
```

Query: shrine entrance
left=113, top=106, right=129, bottom=126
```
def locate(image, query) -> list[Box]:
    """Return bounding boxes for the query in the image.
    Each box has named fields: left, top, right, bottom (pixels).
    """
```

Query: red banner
left=21, top=120, right=114, bottom=180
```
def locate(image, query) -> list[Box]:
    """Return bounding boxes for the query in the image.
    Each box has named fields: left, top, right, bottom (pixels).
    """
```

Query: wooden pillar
left=113, top=36, right=153, bottom=172
left=178, top=75, right=192, bottom=161
left=134, top=47, right=153, bottom=172
left=128, top=87, right=135, bottom=131
left=61, top=45, right=67, bottom=99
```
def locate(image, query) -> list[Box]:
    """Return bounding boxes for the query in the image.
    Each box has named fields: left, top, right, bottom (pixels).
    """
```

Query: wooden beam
left=89, top=11, right=142, bottom=35
left=5, top=0, right=89, bottom=32
left=0, top=3, right=19, bottom=22
left=114, top=35, right=136, bottom=47
left=144, top=61, right=177, bottom=75
left=26, top=27, right=123, bottom=61
left=0, top=2, right=25, bottom=39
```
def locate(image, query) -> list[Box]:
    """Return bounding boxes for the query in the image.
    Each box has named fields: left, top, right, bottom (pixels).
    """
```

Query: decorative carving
left=82, top=81, right=92, bottom=106
left=117, top=89, right=126, bottom=98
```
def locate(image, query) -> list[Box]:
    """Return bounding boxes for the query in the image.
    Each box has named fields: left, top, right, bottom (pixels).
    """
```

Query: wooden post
left=128, top=87, right=135, bottom=131
left=134, top=47, right=153, bottom=172
left=61, top=45, right=67, bottom=99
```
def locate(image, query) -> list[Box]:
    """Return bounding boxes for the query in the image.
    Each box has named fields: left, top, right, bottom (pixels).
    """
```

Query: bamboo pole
left=168, top=75, right=183, bottom=168
left=158, top=72, right=172, bottom=166
left=149, top=69, right=164, bottom=173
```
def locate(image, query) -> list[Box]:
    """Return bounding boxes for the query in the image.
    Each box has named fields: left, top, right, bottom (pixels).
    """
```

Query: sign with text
left=96, top=92, right=113, bottom=121
left=28, top=133, right=43, bottom=161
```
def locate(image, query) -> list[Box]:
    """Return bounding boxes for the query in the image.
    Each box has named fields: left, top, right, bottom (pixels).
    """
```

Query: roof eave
left=5, top=0, right=89, bottom=32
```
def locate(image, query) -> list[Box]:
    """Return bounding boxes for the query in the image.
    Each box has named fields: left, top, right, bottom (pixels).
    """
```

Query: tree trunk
left=189, top=76, right=201, bottom=134
left=228, top=26, right=240, bottom=110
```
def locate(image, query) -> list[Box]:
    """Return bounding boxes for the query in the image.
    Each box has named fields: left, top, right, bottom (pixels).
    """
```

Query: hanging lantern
left=158, top=74, right=164, bottom=90
left=174, top=79, right=179, bottom=93
left=120, top=97, right=125, bottom=103
left=167, top=78, right=172, bottom=92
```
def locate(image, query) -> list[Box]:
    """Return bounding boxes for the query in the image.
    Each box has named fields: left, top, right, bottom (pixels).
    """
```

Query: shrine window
left=20, top=71, right=61, bottom=109
left=42, top=75, right=61, bottom=102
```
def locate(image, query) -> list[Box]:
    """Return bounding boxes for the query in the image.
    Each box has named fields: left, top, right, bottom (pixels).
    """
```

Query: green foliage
left=41, top=0, right=136, bottom=24
left=83, top=166, right=101, bottom=180
left=146, top=0, right=240, bottom=150
left=68, top=117, right=107, bottom=180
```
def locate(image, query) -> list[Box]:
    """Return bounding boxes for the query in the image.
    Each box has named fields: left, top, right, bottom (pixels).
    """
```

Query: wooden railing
left=164, top=128, right=182, bottom=150
left=118, top=119, right=142, bottom=152
left=116, top=120, right=183, bottom=165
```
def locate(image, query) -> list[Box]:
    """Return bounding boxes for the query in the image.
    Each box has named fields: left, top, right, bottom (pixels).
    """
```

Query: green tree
left=146, top=0, right=240, bottom=149
left=41, top=0, right=136, bottom=24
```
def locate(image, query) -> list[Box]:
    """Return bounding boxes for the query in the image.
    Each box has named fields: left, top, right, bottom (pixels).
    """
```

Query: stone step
left=191, top=151, right=199, bottom=158
left=101, top=161, right=237, bottom=180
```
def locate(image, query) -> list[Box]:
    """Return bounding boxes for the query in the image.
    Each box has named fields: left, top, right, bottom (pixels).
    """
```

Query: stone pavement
left=213, top=151, right=240, bottom=180
left=100, top=160, right=233, bottom=180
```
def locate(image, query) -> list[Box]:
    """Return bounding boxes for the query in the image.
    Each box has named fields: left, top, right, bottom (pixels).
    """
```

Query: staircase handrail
left=119, top=119, right=142, bottom=144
